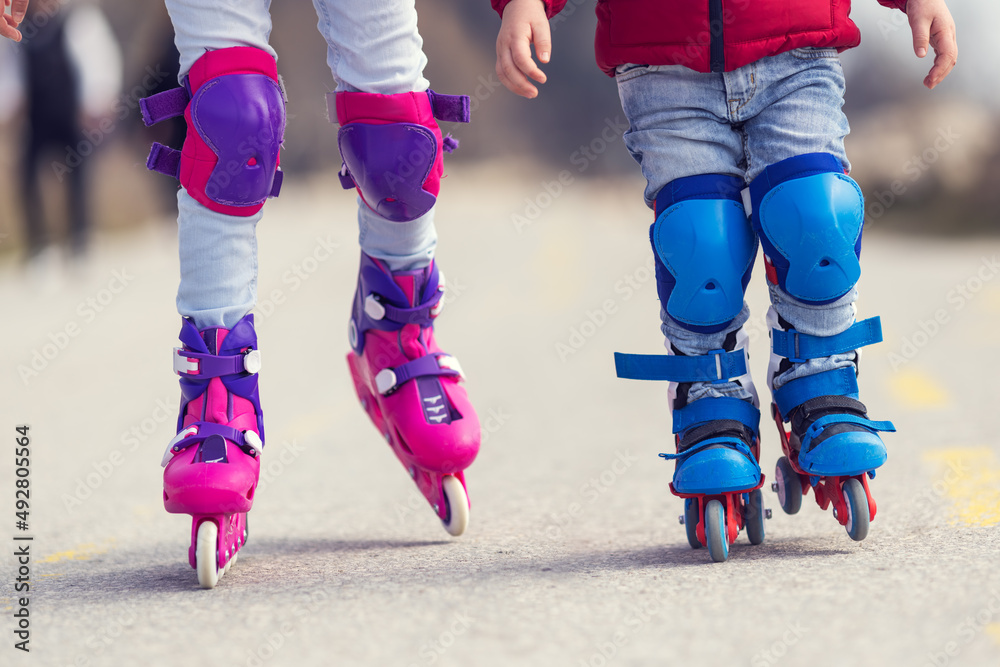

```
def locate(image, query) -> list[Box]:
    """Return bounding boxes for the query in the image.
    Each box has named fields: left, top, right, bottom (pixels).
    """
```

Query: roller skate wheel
left=704, top=499, right=729, bottom=563
left=843, top=477, right=870, bottom=542
left=441, top=475, right=469, bottom=537
left=683, top=498, right=701, bottom=550
left=744, top=489, right=766, bottom=546
left=775, top=456, right=803, bottom=515
left=195, top=521, right=220, bottom=589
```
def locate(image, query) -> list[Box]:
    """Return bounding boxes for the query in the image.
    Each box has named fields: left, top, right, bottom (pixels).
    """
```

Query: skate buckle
left=243, top=430, right=263, bottom=455
left=161, top=426, right=198, bottom=467
left=364, top=294, right=386, bottom=320
left=243, top=349, right=262, bottom=374
left=375, top=368, right=398, bottom=395
left=173, top=348, right=199, bottom=375
left=437, top=354, right=465, bottom=380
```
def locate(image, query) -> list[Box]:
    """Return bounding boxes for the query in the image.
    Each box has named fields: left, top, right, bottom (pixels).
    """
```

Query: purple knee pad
left=140, top=47, right=286, bottom=217
left=331, top=90, right=470, bottom=222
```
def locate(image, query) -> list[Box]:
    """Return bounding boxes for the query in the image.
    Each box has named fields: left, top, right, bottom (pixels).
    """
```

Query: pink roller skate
left=346, top=254, right=480, bottom=535
left=162, top=315, right=264, bottom=588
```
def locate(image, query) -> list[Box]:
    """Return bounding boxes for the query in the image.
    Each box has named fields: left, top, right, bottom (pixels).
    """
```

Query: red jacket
left=492, top=0, right=908, bottom=75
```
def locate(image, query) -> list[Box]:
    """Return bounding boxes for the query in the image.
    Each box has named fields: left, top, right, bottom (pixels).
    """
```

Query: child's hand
left=496, top=0, right=551, bottom=98
left=1, top=0, right=29, bottom=42
left=906, top=0, right=957, bottom=89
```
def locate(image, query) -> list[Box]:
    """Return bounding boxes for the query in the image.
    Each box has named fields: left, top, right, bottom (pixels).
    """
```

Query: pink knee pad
left=141, top=47, right=286, bottom=216
left=331, top=90, right=470, bottom=222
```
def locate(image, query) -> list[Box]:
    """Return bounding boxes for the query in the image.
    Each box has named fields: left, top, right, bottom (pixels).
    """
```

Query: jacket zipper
left=709, top=0, right=725, bottom=72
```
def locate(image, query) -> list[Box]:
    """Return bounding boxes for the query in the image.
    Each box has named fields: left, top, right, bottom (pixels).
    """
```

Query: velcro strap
left=139, top=88, right=190, bottom=127
left=374, top=354, right=461, bottom=395
left=174, top=347, right=260, bottom=377
left=166, top=422, right=262, bottom=458
left=427, top=90, right=471, bottom=123
left=659, top=437, right=755, bottom=462
left=672, top=397, right=760, bottom=435
left=772, top=317, right=883, bottom=362
left=338, top=164, right=355, bottom=189
left=270, top=169, right=283, bottom=198
left=381, top=291, right=443, bottom=326
left=800, top=414, right=896, bottom=453
left=773, top=366, right=859, bottom=418
left=146, top=143, right=181, bottom=179
left=614, top=349, right=747, bottom=383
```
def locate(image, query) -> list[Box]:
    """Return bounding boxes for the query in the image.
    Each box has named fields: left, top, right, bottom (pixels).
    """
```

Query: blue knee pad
left=749, top=153, right=864, bottom=304
left=651, top=174, right=757, bottom=333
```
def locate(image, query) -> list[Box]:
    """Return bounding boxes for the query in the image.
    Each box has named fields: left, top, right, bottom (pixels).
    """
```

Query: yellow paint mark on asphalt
left=39, top=573, right=64, bottom=578
left=986, top=623, right=1000, bottom=645
left=890, top=369, right=949, bottom=407
left=37, top=543, right=107, bottom=564
left=923, top=448, right=1000, bottom=527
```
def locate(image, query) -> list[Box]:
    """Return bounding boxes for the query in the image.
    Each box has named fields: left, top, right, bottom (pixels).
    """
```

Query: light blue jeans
left=616, top=48, right=861, bottom=401
left=165, top=0, right=437, bottom=329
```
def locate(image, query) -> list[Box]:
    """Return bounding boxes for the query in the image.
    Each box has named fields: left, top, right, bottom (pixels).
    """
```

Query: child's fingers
left=511, top=35, right=546, bottom=86
left=533, top=18, right=552, bottom=64
left=923, top=17, right=957, bottom=89
left=11, top=0, right=28, bottom=23
left=909, top=10, right=931, bottom=58
left=0, top=14, right=22, bottom=42
left=497, top=47, right=538, bottom=99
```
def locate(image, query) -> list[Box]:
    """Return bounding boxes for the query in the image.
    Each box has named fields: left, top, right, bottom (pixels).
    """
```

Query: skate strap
left=614, top=349, right=747, bottom=384
left=174, top=347, right=261, bottom=377
left=364, top=291, right=443, bottom=327
left=374, top=353, right=462, bottom=395
left=672, top=397, right=760, bottom=434
left=139, top=87, right=190, bottom=127
left=659, top=437, right=755, bottom=462
left=800, top=414, right=896, bottom=454
left=773, top=367, right=859, bottom=418
left=427, top=90, right=472, bottom=124
left=147, top=143, right=182, bottom=179
left=772, top=317, right=882, bottom=362
left=162, top=422, right=262, bottom=466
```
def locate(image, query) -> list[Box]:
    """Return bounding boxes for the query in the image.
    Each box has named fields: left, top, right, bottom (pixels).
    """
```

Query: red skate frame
left=671, top=478, right=766, bottom=547
left=770, top=404, right=877, bottom=527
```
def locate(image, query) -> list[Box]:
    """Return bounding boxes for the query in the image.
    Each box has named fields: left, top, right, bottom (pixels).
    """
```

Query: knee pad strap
left=141, top=47, right=286, bottom=216
left=651, top=174, right=757, bottom=332
left=331, top=90, right=470, bottom=222
left=749, top=153, right=863, bottom=304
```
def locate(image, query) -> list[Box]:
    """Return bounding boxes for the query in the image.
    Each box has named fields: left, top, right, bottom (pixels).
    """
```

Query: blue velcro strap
left=614, top=349, right=747, bottom=384
left=146, top=143, right=181, bottom=179
left=772, top=317, right=883, bottom=362
left=773, top=367, right=859, bottom=418
left=139, top=87, right=190, bottom=127
left=672, top=397, right=760, bottom=434
left=659, top=437, right=754, bottom=462
left=654, top=173, right=745, bottom=215
left=800, top=414, right=897, bottom=453
left=427, top=90, right=471, bottom=124
left=748, top=152, right=843, bottom=205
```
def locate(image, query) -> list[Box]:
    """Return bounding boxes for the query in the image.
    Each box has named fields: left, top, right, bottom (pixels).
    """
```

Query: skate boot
left=162, top=314, right=263, bottom=588
left=747, top=152, right=895, bottom=541
left=346, top=253, right=480, bottom=535
left=767, top=312, right=895, bottom=541
left=616, top=351, right=767, bottom=562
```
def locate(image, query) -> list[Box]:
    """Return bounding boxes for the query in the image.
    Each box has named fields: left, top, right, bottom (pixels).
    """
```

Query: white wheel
left=195, top=521, right=220, bottom=589
left=441, top=476, right=469, bottom=537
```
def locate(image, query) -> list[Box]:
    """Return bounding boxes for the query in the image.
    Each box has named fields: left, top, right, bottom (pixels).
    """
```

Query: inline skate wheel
left=843, top=477, right=869, bottom=542
left=195, top=520, right=220, bottom=589
left=775, top=456, right=802, bottom=515
left=745, top=489, right=766, bottom=546
left=683, top=498, right=702, bottom=550
left=704, top=499, right=729, bottom=563
left=441, top=475, right=469, bottom=537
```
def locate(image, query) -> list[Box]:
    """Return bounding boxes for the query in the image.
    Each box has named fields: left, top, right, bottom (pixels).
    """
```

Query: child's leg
left=144, top=0, right=284, bottom=586
left=311, top=0, right=479, bottom=535
left=739, top=51, right=894, bottom=487
left=614, top=65, right=766, bottom=559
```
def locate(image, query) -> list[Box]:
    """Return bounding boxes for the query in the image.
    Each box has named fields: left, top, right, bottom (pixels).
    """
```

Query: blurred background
left=0, top=0, right=996, bottom=275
